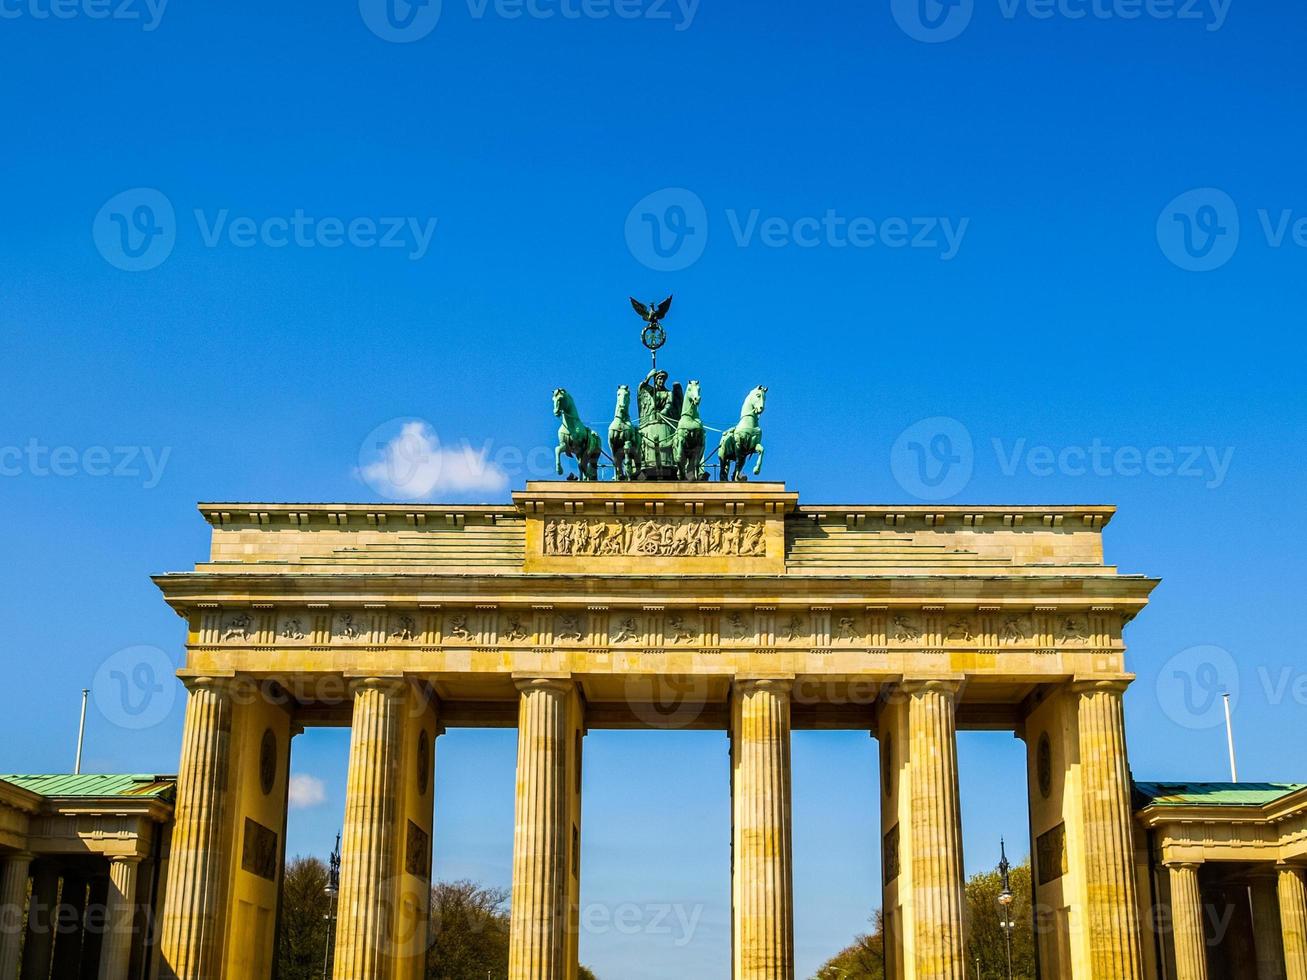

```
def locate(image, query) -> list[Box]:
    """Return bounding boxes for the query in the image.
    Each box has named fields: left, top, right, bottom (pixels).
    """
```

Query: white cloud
left=357, top=421, right=509, bottom=499
left=288, top=773, right=327, bottom=809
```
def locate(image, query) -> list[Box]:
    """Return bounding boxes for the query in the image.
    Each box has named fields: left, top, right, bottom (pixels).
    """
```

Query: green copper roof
left=1135, top=781, right=1306, bottom=808
left=0, top=774, right=175, bottom=801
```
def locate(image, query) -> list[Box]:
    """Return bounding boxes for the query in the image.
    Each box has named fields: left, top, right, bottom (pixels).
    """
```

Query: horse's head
left=552, top=388, right=568, bottom=417
left=685, top=379, right=701, bottom=407
left=741, top=385, right=767, bottom=419
left=615, top=384, right=630, bottom=412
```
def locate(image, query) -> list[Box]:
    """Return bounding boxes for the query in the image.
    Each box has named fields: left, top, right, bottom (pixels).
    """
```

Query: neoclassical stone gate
left=152, top=481, right=1157, bottom=979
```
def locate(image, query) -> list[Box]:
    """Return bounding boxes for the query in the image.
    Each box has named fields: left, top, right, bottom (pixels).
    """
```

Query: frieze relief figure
left=1000, top=617, right=1030, bottom=644
left=222, top=614, right=252, bottom=642
left=835, top=616, right=861, bottom=641
left=503, top=616, right=530, bottom=642
left=447, top=614, right=471, bottom=641
left=337, top=614, right=364, bottom=641
left=557, top=614, right=584, bottom=642
left=543, top=517, right=766, bottom=558
left=392, top=616, right=416, bottom=641
left=946, top=620, right=975, bottom=642
left=280, top=618, right=306, bottom=641
left=1059, top=617, right=1091, bottom=644
left=782, top=614, right=807, bottom=642
left=891, top=616, right=921, bottom=643
left=725, top=611, right=752, bottom=640
left=666, top=614, right=697, bottom=643
left=611, top=616, right=640, bottom=643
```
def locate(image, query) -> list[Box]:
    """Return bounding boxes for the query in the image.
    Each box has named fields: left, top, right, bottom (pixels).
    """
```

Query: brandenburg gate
left=152, top=480, right=1157, bottom=979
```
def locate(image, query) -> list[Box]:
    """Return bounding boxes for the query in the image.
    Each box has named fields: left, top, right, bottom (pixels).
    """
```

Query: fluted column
left=731, top=678, right=793, bottom=980
left=1251, top=873, right=1287, bottom=980
left=1167, top=863, right=1208, bottom=980
left=98, top=857, right=140, bottom=980
left=0, top=853, right=33, bottom=979
left=1279, top=866, right=1307, bottom=980
left=508, top=678, right=575, bottom=980
left=333, top=677, right=407, bottom=980
left=21, top=862, right=60, bottom=979
left=903, top=679, right=966, bottom=979
left=158, top=677, right=234, bottom=980
left=1073, top=679, right=1144, bottom=978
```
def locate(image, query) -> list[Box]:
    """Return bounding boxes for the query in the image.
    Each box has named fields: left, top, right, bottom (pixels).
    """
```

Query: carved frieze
left=543, top=517, right=766, bottom=558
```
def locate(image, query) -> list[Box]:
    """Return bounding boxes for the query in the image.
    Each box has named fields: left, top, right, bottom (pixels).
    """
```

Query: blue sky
left=3, top=0, right=1306, bottom=976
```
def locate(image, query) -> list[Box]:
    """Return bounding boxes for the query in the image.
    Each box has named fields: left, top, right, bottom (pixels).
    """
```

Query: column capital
left=1068, top=675, right=1135, bottom=697
left=1164, top=860, right=1203, bottom=873
left=899, top=676, right=964, bottom=698
left=182, top=674, right=238, bottom=696
left=734, top=676, right=794, bottom=698
left=108, top=855, right=144, bottom=867
left=512, top=675, right=575, bottom=695
left=347, top=676, right=409, bottom=698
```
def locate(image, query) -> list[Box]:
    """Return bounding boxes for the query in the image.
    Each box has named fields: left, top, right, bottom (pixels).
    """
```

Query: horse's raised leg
left=753, top=443, right=765, bottom=476
left=556, top=442, right=565, bottom=476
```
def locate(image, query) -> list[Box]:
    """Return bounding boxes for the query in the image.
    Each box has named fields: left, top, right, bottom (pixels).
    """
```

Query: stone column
left=1251, top=873, right=1287, bottom=980
left=1167, top=863, right=1208, bottom=980
left=52, top=873, right=88, bottom=978
left=1279, top=866, right=1307, bottom=980
left=333, top=677, right=407, bottom=980
left=731, top=678, right=794, bottom=980
left=1073, top=679, right=1144, bottom=978
left=159, top=677, right=234, bottom=980
left=508, top=678, right=577, bottom=980
left=904, top=679, right=966, bottom=979
left=0, top=853, right=33, bottom=979
left=80, top=874, right=109, bottom=980
left=21, top=862, right=60, bottom=979
left=98, top=857, right=140, bottom=980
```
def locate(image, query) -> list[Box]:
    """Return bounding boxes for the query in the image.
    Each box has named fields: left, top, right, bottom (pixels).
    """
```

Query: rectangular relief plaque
left=406, top=820, right=431, bottom=879
left=883, top=823, right=900, bottom=885
left=543, top=517, right=766, bottom=558
left=241, top=817, right=279, bottom=882
left=1036, top=822, right=1068, bottom=885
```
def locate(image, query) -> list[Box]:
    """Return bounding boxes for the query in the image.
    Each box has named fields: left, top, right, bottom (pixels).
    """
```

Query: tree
left=963, top=860, right=1036, bottom=979
left=426, top=880, right=511, bottom=980
left=277, top=856, right=331, bottom=980
left=812, top=861, right=1037, bottom=979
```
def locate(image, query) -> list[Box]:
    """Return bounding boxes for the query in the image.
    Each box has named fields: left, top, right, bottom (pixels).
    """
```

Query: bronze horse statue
left=553, top=388, right=601, bottom=481
left=608, top=384, right=639, bottom=480
left=718, top=385, right=766, bottom=481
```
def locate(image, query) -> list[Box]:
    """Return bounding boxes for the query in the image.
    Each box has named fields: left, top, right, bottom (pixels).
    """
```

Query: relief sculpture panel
left=543, top=517, right=766, bottom=558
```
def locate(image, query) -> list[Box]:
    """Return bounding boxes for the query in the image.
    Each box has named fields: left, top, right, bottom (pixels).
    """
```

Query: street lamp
left=996, top=838, right=1015, bottom=980
left=321, top=831, right=341, bottom=980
